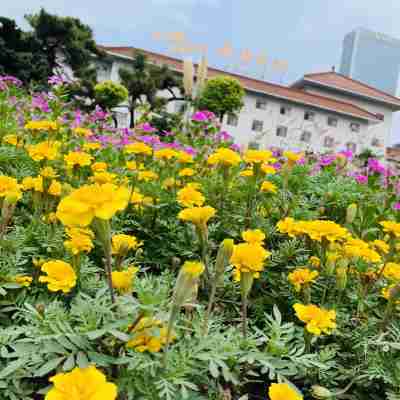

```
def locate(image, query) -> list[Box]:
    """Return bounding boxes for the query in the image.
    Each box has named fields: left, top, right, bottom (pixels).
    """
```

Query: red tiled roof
left=293, top=71, right=400, bottom=108
left=101, top=46, right=381, bottom=122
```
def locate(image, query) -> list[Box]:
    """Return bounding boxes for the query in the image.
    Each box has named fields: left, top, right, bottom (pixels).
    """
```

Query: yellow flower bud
left=311, top=385, right=333, bottom=399
left=346, top=203, right=357, bottom=224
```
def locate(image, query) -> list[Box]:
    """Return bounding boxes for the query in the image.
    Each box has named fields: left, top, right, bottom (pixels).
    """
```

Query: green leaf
left=209, top=360, right=219, bottom=378
left=76, top=351, right=89, bottom=369
left=34, top=356, right=65, bottom=377
left=63, top=354, right=75, bottom=371
left=0, top=358, right=28, bottom=379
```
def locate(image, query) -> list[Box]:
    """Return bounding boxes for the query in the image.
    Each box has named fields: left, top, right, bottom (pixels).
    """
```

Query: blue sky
left=4, top=0, right=400, bottom=141
left=5, top=0, right=400, bottom=85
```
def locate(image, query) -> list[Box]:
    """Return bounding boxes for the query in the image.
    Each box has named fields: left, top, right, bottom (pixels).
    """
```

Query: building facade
left=340, top=28, right=400, bottom=96
left=98, top=46, right=400, bottom=156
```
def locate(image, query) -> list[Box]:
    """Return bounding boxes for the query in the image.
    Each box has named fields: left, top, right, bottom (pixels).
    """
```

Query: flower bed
left=1, top=76, right=400, bottom=400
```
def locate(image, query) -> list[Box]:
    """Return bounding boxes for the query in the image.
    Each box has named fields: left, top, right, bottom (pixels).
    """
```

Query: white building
left=98, top=46, right=400, bottom=155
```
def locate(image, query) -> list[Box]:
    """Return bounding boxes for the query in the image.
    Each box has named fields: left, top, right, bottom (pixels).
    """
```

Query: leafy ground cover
left=1, top=75, right=400, bottom=400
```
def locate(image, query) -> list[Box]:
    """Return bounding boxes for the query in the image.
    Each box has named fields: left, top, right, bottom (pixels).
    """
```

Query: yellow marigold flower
left=293, top=303, right=336, bottom=336
left=3, top=134, right=18, bottom=146
left=309, top=256, right=321, bottom=268
left=48, top=180, right=62, bottom=196
left=22, top=176, right=43, bottom=192
left=112, top=234, right=142, bottom=255
left=178, top=168, right=195, bottom=177
left=182, top=261, right=205, bottom=278
left=268, top=383, right=303, bottom=400
left=126, top=160, right=144, bottom=170
left=230, top=242, right=271, bottom=280
left=64, top=151, right=93, bottom=168
left=137, top=170, right=158, bottom=182
left=25, top=120, right=58, bottom=132
left=91, top=162, right=107, bottom=172
left=83, top=142, right=101, bottom=152
left=383, top=262, right=400, bottom=281
left=124, top=142, right=152, bottom=156
left=288, top=268, right=319, bottom=292
left=27, top=141, right=60, bottom=161
left=243, top=149, right=272, bottom=164
left=277, top=218, right=350, bottom=242
left=130, top=190, right=144, bottom=205
left=177, top=185, right=205, bottom=208
left=380, top=220, right=400, bottom=237
left=111, top=266, right=139, bottom=294
left=90, top=171, right=116, bottom=184
left=242, top=229, right=266, bottom=244
left=56, top=183, right=130, bottom=227
left=178, top=206, right=216, bottom=228
left=240, top=169, right=253, bottom=177
left=154, top=148, right=178, bottom=160
left=284, top=151, right=303, bottom=165
left=260, top=180, right=277, bottom=193
left=40, top=166, right=58, bottom=179
left=0, top=175, right=22, bottom=201
left=64, top=227, right=94, bottom=255
left=372, top=239, right=390, bottom=254
left=176, top=150, right=194, bottom=163
left=126, top=317, right=173, bottom=353
left=45, top=366, right=117, bottom=400
left=162, top=177, right=179, bottom=189
left=381, top=284, right=400, bottom=303
left=43, top=212, right=58, bottom=224
left=261, top=164, right=277, bottom=174
left=343, top=238, right=381, bottom=263
left=39, top=260, right=77, bottom=293
left=14, top=275, right=33, bottom=287
left=207, top=147, right=241, bottom=167
left=73, top=127, right=92, bottom=137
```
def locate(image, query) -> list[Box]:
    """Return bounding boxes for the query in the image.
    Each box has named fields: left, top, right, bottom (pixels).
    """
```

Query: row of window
left=227, top=113, right=362, bottom=133
left=248, top=141, right=359, bottom=152
left=229, top=101, right=363, bottom=133
left=265, top=124, right=380, bottom=149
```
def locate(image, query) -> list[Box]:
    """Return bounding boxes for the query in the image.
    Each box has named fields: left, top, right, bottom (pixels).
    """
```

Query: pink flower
left=393, top=202, right=400, bottom=211
left=355, top=174, right=368, bottom=184
left=192, top=111, right=208, bottom=122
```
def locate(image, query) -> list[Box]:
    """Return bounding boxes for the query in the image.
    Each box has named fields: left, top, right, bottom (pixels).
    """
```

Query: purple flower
left=393, top=202, right=400, bottom=211
left=161, top=130, right=175, bottom=137
left=319, top=155, right=336, bottom=167
left=338, top=150, right=353, bottom=160
left=183, top=146, right=197, bottom=155
left=192, top=111, right=208, bottom=122
left=216, top=131, right=233, bottom=142
left=272, top=162, right=282, bottom=171
left=230, top=143, right=241, bottom=152
left=31, top=94, right=50, bottom=113
left=355, top=174, right=368, bottom=184
left=0, top=75, right=22, bottom=89
left=48, top=75, right=67, bottom=86
left=137, top=122, right=157, bottom=133
left=368, top=158, right=386, bottom=174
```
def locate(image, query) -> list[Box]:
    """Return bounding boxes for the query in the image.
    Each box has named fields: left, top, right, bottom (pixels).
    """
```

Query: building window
left=252, top=120, right=263, bottom=132
left=371, top=138, right=380, bottom=147
left=248, top=141, right=260, bottom=149
left=346, top=142, right=357, bottom=152
left=227, top=114, right=239, bottom=127
left=304, top=111, right=315, bottom=121
left=256, top=98, right=267, bottom=110
left=324, top=136, right=334, bottom=148
left=300, top=131, right=312, bottom=143
left=276, top=125, right=288, bottom=137
left=350, top=122, right=361, bottom=132
left=280, top=105, right=291, bottom=115
left=327, top=116, right=338, bottom=127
